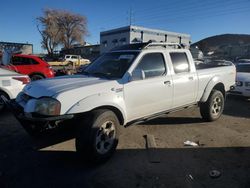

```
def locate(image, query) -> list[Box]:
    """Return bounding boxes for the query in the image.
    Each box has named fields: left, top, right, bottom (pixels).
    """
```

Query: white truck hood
left=23, top=75, right=110, bottom=98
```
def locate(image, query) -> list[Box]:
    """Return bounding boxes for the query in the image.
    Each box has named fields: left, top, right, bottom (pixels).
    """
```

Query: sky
left=0, top=0, right=250, bottom=53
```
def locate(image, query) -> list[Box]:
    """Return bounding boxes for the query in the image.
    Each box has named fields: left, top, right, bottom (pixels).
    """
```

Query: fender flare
left=200, top=76, right=225, bottom=102
left=66, top=93, right=127, bottom=125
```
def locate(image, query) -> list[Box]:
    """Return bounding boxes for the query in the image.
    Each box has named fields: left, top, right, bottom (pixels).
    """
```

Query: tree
left=57, top=11, right=87, bottom=49
left=37, top=9, right=87, bottom=56
left=37, top=9, right=61, bottom=56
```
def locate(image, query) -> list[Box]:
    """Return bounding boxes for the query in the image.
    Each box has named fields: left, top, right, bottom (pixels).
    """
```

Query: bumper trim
left=17, top=113, right=74, bottom=122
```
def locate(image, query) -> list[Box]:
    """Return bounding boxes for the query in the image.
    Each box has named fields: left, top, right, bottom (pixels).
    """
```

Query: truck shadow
left=1, top=112, right=250, bottom=188
left=223, top=95, right=250, bottom=118
left=1, top=145, right=250, bottom=188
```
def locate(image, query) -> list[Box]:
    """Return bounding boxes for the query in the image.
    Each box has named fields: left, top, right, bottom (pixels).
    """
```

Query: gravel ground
left=0, top=96, right=250, bottom=188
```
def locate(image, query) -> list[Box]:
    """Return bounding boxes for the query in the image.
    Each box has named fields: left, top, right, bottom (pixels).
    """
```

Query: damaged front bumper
left=1, top=95, right=74, bottom=123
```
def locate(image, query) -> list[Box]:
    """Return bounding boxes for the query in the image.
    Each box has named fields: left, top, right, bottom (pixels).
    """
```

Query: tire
left=75, top=109, right=120, bottom=163
left=30, top=74, right=45, bottom=81
left=200, top=89, right=224, bottom=122
left=0, top=91, right=9, bottom=112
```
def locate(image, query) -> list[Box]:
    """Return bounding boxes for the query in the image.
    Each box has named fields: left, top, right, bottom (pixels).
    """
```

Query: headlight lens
left=34, top=98, right=61, bottom=116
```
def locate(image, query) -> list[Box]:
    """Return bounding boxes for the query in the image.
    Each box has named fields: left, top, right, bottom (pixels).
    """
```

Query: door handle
left=188, top=76, right=194, bottom=80
left=164, top=81, right=171, bottom=85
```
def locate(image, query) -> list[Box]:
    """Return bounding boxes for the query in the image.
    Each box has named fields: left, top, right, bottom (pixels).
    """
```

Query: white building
left=100, top=25, right=191, bottom=53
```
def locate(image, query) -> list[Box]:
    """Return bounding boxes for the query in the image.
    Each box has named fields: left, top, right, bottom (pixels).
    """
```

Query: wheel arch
left=29, top=72, right=45, bottom=78
left=92, top=105, right=125, bottom=125
left=200, top=76, right=225, bottom=102
left=0, top=88, right=11, bottom=99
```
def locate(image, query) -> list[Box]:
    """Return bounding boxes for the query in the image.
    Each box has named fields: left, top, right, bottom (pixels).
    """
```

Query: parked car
left=4, top=42, right=235, bottom=163
left=48, top=54, right=90, bottom=67
left=234, top=59, right=250, bottom=65
left=0, top=68, right=30, bottom=111
left=229, top=63, right=250, bottom=97
left=1, top=54, right=55, bottom=81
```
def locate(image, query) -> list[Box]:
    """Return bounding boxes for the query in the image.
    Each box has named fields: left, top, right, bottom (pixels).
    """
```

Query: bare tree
left=37, top=9, right=87, bottom=55
left=57, top=10, right=87, bottom=49
left=37, top=9, right=60, bottom=56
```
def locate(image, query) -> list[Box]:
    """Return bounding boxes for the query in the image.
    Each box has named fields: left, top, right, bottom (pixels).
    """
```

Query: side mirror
left=129, top=69, right=145, bottom=81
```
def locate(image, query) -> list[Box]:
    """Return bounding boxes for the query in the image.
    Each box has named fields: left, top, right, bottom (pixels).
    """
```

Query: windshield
left=236, top=64, right=250, bottom=73
left=83, top=51, right=138, bottom=79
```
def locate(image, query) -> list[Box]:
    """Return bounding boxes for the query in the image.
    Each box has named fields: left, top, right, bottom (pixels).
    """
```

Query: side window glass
left=12, top=57, right=21, bottom=65
left=22, top=57, right=31, bottom=65
left=31, top=59, right=39, bottom=65
left=134, top=53, right=166, bottom=79
left=170, top=52, right=190, bottom=73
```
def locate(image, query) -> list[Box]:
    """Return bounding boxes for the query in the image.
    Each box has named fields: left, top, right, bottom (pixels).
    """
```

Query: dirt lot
left=0, top=96, right=250, bottom=188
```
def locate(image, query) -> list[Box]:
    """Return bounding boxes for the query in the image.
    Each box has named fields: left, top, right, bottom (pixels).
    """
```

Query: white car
left=229, top=63, right=250, bottom=97
left=0, top=68, right=30, bottom=111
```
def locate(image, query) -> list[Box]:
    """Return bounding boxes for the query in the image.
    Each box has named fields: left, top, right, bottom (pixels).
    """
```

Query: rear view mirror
left=130, top=69, right=145, bottom=81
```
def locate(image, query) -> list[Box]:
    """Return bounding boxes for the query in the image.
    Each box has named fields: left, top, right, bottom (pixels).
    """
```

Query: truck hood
left=23, top=75, right=109, bottom=98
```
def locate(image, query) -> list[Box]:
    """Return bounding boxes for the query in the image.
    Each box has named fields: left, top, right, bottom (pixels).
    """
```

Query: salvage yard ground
left=0, top=96, right=250, bottom=188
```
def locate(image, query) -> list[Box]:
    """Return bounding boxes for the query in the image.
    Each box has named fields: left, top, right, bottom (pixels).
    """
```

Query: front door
left=124, top=52, right=173, bottom=121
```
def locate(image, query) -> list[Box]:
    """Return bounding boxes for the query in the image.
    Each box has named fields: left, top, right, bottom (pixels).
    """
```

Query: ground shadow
left=224, top=95, right=250, bottom=118
left=1, top=146, right=250, bottom=188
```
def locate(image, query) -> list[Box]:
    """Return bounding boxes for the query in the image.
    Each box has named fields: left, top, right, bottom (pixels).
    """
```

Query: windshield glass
left=236, top=64, right=250, bottom=73
left=83, top=52, right=138, bottom=79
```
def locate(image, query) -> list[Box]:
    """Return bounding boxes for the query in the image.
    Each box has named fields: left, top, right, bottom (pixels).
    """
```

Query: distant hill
left=191, top=34, right=250, bottom=60
left=192, top=34, right=250, bottom=51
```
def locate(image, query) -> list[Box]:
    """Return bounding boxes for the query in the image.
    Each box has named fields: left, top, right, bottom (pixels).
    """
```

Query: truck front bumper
left=1, top=96, right=74, bottom=123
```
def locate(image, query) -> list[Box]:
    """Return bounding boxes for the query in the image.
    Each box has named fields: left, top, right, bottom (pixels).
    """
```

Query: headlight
left=34, top=98, right=61, bottom=116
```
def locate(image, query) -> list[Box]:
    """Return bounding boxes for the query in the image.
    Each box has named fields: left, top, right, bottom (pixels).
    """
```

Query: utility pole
left=129, top=7, right=132, bottom=25
left=127, top=7, right=134, bottom=26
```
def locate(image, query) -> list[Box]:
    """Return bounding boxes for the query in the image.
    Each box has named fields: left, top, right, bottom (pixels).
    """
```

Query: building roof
left=100, top=25, right=190, bottom=38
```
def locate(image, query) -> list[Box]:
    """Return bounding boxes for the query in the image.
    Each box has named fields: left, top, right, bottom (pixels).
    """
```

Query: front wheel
left=200, top=90, right=224, bottom=122
left=75, top=109, right=120, bottom=163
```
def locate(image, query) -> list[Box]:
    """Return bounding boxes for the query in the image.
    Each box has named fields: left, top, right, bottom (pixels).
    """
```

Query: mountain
left=191, top=34, right=250, bottom=60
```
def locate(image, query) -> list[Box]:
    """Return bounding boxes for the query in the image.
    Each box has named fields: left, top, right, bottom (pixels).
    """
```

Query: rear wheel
left=200, top=90, right=224, bottom=121
left=30, top=74, right=45, bottom=81
left=75, top=109, right=120, bottom=163
left=0, top=91, right=9, bottom=112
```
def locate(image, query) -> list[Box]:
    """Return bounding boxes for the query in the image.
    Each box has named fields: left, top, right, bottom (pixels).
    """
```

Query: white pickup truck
left=4, top=42, right=236, bottom=163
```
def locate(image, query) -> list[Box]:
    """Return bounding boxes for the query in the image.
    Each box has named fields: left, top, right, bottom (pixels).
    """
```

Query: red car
left=2, top=54, right=55, bottom=81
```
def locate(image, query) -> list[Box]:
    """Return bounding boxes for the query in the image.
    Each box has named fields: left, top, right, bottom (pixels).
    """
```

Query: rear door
left=124, top=52, right=173, bottom=121
left=169, top=52, right=198, bottom=108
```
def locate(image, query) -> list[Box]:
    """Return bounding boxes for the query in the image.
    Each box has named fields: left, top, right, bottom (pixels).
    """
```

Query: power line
left=135, top=0, right=248, bottom=20
left=136, top=6, right=250, bottom=26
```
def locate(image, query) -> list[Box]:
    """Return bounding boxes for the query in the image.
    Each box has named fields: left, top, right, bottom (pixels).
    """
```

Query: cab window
left=170, top=52, right=190, bottom=73
left=134, top=53, right=166, bottom=79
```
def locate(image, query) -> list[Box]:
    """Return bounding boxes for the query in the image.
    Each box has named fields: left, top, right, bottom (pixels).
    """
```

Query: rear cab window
left=170, top=52, right=190, bottom=74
